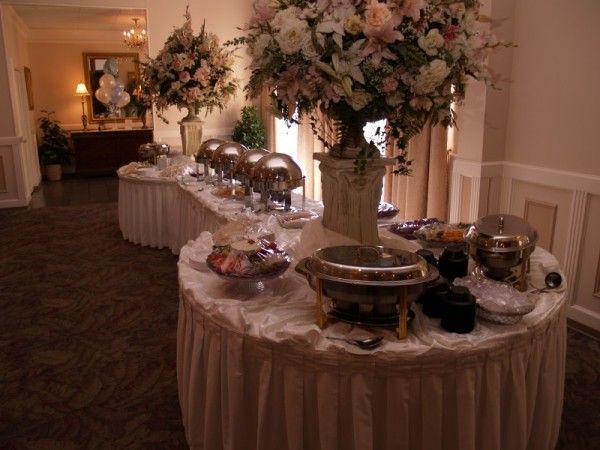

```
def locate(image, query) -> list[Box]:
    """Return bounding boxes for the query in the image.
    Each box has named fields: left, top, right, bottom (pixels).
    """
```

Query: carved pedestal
left=314, top=153, right=395, bottom=245
left=179, top=114, right=203, bottom=156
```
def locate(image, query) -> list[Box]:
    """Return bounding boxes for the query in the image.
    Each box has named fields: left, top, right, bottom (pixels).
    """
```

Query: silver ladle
left=327, top=335, right=384, bottom=349
left=531, top=272, right=563, bottom=293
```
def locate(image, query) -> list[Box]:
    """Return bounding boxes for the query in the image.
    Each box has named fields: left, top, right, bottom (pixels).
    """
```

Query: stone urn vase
left=179, top=106, right=203, bottom=156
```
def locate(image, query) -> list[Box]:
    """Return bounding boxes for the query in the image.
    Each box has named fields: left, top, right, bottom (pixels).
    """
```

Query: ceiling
left=11, top=4, right=147, bottom=34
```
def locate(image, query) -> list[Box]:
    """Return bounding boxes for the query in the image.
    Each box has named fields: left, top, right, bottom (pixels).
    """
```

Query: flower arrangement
left=234, top=0, right=507, bottom=173
left=142, top=7, right=238, bottom=123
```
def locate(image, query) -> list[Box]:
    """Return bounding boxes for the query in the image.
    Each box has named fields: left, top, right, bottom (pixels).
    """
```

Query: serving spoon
left=530, top=272, right=563, bottom=293
left=327, top=335, right=384, bottom=349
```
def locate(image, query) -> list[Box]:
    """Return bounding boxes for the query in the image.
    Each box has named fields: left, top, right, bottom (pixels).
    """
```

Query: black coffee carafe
left=438, top=244, right=468, bottom=282
left=441, top=285, right=476, bottom=333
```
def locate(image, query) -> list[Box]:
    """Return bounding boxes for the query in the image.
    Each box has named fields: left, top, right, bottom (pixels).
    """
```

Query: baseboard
left=567, top=318, right=600, bottom=341
left=0, top=196, right=29, bottom=208
left=567, top=305, right=600, bottom=333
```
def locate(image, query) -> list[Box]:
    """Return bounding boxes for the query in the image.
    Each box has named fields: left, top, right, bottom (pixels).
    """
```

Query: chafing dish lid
left=307, top=245, right=433, bottom=285
left=234, top=148, right=270, bottom=177
left=253, top=153, right=302, bottom=183
left=195, top=139, right=226, bottom=161
left=465, top=214, right=538, bottom=253
left=139, top=142, right=169, bottom=152
left=212, top=142, right=247, bottom=165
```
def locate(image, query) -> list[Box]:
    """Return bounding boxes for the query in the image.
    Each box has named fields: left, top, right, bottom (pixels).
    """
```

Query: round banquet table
left=118, top=167, right=178, bottom=249
left=177, top=232, right=567, bottom=450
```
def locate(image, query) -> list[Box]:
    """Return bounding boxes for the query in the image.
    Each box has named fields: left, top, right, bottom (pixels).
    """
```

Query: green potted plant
left=232, top=106, right=266, bottom=149
left=38, top=110, right=72, bottom=181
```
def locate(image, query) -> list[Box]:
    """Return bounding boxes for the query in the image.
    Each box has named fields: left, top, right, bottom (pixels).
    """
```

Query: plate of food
left=387, top=218, right=441, bottom=240
left=377, top=202, right=400, bottom=220
left=277, top=210, right=319, bottom=229
left=211, top=186, right=245, bottom=200
left=414, top=222, right=470, bottom=247
left=206, top=238, right=291, bottom=280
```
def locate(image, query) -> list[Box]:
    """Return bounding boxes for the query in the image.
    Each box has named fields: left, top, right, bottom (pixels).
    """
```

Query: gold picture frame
left=24, top=66, right=34, bottom=110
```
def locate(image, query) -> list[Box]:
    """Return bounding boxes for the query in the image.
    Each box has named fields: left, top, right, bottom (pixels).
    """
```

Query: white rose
left=463, top=10, right=477, bottom=34
left=386, top=92, right=404, bottom=107
left=413, top=59, right=451, bottom=95
left=418, top=29, right=444, bottom=56
left=347, top=90, right=372, bottom=111
left=276, top=18, right=310, bottom=55
left=302, top=33, right=325, bottom=60
left=271, top=6, right=301, bottom=30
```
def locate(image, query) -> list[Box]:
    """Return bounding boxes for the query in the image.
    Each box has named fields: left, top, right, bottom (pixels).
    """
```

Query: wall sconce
left=75, top=82, right=90, bottom=130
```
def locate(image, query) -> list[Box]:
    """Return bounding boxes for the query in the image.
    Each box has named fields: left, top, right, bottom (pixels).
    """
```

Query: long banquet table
left=117, top=167, right=178, bottom=249
left=177, top=224, right=567, bottom=450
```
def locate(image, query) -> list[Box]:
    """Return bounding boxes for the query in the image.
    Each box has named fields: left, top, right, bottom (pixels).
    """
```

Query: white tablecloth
left=177, top=235, right=566, bottom=450
left=170, top=182, right=323, bottom=255
left=118, top=168, right=178, bottom=249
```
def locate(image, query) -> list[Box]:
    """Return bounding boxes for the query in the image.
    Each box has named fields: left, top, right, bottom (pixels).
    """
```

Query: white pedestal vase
left=179, top=108, right=203, bottom=156
left=314, top=153, right=395, bottom=245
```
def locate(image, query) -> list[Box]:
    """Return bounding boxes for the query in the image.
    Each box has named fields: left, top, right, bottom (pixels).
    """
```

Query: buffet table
left=177, top=229, right=566, bottom=450
left=118, top=167, right=178, bottom=249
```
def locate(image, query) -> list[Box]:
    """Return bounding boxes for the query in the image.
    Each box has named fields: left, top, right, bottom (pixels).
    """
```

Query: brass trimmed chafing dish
left=195, top=139, right=225, bottom=179
left=465, top=214, right=538, bottom=290
left=234, top=148, right=270, bottom=208
left=252, top=153, right=305, bottom=211
left=138, top=142, right=170, bottom=163
left=296, top=246, right=438, bottom=338
left=212, top=142, right=247, bottom=182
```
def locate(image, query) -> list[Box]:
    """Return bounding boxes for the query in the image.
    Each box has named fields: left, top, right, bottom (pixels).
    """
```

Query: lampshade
left=75, top=82, right=89, bottom=96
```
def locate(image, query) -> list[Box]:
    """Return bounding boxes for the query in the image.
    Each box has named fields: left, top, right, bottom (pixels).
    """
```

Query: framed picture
left=24, top=66, right=34, bottom=110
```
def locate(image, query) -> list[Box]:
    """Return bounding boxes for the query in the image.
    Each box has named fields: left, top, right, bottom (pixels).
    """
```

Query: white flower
left=386, top=92, right=404, bottom=107
left=463, top=10, right=477, bottom=34
left=347, top=90, right=371, bottom=111
left=276, top=17, right=310, bottom=55
left=418, top=29, right=444, bottom=56
left=251, top=33, right=272, bottom=59
left=302, top=33, right=325, bottom=60
left=271, top=6, right=301, bottom=30
left=409, top=96, right=433, bottom=111
left=413, top=59, right=451, bottom=95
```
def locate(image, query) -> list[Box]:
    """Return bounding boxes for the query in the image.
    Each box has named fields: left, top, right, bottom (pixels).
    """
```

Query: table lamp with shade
left=75, top=82, right=90, bottom=130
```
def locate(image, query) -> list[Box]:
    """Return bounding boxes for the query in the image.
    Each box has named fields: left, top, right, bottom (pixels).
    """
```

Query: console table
left=71, top=129, right=153, bottom=176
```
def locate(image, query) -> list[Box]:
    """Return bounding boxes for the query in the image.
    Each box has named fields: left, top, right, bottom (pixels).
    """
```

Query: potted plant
left=38, top=110, right=72, bottom=181
left=232, top=106, right=266, bottom=149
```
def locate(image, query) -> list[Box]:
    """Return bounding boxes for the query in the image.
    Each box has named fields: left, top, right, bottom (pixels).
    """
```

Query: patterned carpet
left=0, top=203, right=598, bottom=449
left=0, top=204, right=186, bottom=449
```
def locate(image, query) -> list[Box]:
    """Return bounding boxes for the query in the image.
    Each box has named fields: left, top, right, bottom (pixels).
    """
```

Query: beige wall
left=147, top=0, right=253, bottom=142
left=504, top=0, right=600, bottom=175
left=28, top=42, right=142, bottom=129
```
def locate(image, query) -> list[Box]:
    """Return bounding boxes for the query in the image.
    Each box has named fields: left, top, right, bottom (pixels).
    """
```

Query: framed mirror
left=83, top=52, right=143, bottom=123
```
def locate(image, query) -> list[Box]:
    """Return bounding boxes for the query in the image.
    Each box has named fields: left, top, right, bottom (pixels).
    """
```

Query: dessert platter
left=414, top=222, right=471, bottom=247
left=387, top=218, right=440, bottom=240
left=377, top=202, right=400, bottom=220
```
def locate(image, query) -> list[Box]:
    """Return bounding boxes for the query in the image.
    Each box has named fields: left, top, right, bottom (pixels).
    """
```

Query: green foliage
left=231, top=106, right=266, bottom=149
left=37, top=110, right=72, bottom=166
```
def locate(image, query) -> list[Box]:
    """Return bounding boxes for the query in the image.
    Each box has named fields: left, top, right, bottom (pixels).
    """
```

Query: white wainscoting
left=450, top=156, right=600, bottom=331
left=0, top=135, right=30, bottom=208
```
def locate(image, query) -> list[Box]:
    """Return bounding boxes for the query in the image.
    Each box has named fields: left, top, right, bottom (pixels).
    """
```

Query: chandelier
left=123, top=18, right=147, bottom=49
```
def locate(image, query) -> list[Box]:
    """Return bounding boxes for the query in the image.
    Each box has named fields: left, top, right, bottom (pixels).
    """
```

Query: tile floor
left=29, top=176, right=118, bottom=208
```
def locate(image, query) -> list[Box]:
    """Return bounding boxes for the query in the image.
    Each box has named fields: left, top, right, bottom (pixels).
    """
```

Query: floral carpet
left=0, top=203, right=597, bottom=449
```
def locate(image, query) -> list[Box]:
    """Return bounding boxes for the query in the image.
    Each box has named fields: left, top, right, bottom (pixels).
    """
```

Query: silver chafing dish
left=233, top=148, right=270, bottom=208
left=252, top=153, right=305, bottom=212
left=138, top=142, right=170, bottom=163
left=465, top=214, right=538, bottom=291
left=212, top=142, right=247, bottom=183
left=296, top=246, right=438, bottom=338
left=195, top=139, right=225, bottom=180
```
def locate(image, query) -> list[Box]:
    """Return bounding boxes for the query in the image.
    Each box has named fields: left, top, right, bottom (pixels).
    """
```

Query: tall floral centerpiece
left=142, top=7, right=238, bottom=156
left=237, top=0, right=505, bottom=243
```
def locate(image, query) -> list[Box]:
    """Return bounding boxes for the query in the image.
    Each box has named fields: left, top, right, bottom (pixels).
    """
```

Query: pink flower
left=253, top=0, right=276, bottom=24
left=399, top=0, right=427, bottom=22
left=363, top=1, right=403, bottom=43
left=444, top=24, right=461, bottom=42
left=172, top=57, right=184, bottom=72
left=382, top=76, right=398, bottom=93
left=362, top=40, right=398, bottom=66
left=193, top=63, right=211, bottom=87
left=179, top=71, right=191, bottom=83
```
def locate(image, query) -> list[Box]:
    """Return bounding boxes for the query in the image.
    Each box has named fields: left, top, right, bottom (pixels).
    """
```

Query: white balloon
left=95, top=88, right=110, bottom=104
left=110, top=87, right=124, bottom=104
left=116, top=92, right=130, bottom=108
left=114, top=79, right=125, bottom=91
left=103, top=58, right=119, bottom=76
left=99, top=74, right=116, bottom=88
